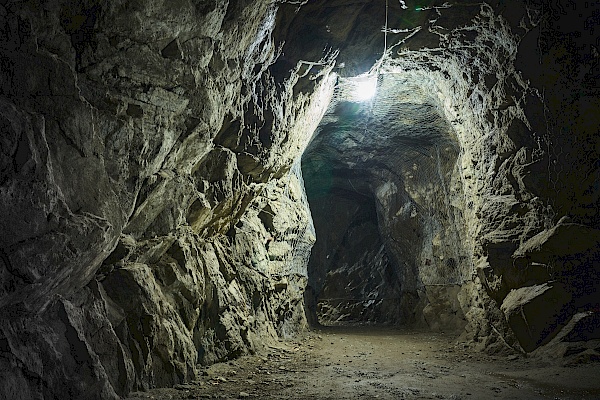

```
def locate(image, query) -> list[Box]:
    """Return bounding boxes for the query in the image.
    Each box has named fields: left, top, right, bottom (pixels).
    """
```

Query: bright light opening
left=352, top=75, right=378, bottom=102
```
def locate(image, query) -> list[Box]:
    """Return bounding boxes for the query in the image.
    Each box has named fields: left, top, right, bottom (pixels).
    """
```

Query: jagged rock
left=0, top=0, right=598, bottom=398
left=0, top=295, right=124, bottom=400
left=513, top=218, right=600, bottom=305
left=317, top=243, right=403, bottom=325
left=500, top=283, right=572, bottom=352
left=561, top=312, right=600, bottom=343
left=532, top=311, right=600, bottom=364
left=304, top=75, right=468, bottom=325
left=0, top=1, right=330, bottom=397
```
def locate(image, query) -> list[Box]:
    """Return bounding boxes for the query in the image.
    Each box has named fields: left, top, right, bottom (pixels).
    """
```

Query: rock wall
left=301, top=0, right=599, bottom=353
left=1, top=0, right=599, bottom=397
left=0, top=1, right=334, bottom=398
left=305, top=182, right=405, bottom=325
left=303, top=73, right=471, bottom=327
left=384, top=1, right=600, bottom=353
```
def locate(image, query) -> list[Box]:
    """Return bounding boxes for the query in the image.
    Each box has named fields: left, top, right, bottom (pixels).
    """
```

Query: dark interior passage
left=302, top=74, right=469, bottom=331
left=304, top=179, right=402, bottom=325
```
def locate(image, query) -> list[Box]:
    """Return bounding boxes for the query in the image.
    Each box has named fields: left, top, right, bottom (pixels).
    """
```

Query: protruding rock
left=500, top=283, right=572, bottom=352
left=161, top=38, right=183, bottom=60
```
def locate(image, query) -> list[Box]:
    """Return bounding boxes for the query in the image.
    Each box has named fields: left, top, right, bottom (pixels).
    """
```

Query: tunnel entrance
left=301, top=72, right=470, bottom=330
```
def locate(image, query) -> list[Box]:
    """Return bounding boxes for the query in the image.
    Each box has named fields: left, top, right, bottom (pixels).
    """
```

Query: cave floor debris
left=126, top=326, right=600, bottom=400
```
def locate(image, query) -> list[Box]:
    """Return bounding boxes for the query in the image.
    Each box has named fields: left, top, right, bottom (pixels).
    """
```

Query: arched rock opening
left=303, top=73, right=468, bottom=330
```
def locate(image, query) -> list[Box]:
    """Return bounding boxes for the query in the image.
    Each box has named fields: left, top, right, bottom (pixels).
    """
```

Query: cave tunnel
left=302, top=73, right=471, bottom=328
left=302, top=72, right=468, bottom=328
left=1, top=0, right=600, bottom=399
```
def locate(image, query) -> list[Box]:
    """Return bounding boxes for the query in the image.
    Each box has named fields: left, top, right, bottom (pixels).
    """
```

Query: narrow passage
left=127, top=327, right=600, bottom=400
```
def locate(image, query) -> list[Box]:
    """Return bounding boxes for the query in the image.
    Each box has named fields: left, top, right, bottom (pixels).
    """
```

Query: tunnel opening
left=301, top=71, right=471, bottom=331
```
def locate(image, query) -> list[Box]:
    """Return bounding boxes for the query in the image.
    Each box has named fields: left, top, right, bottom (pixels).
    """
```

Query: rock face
left=500, top=283, right=571, bottom=352
left=532, top=310, right=600, bottom=365
left=299, top=0, right=599, bottom=352
left=0, top=0, right=599, bottom=398
left=303, top=74, right=470, bottom=326
left=0, top=1, right=333, bottom=398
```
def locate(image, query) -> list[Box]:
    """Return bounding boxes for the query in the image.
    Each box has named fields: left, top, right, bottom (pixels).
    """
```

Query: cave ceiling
left=302, top=74, right=458, bottom=200
left=274, top=0, right=451, bottom=78
left=274, top=0, right=487, bottom=200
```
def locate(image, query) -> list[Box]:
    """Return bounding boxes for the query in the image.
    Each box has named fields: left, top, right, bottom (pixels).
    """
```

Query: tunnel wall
left=0, top=1, right=334, bottom=398
left=382, top=3, right=600, bottom=353
left=303, top=74, right=472, bottom=329
left=302, top=0, right=599, bottom=354
left=0, top=0, right=598, bottom=398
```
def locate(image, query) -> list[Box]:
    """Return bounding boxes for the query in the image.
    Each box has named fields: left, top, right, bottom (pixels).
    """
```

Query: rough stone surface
left=500, top=283, right=572, bottom=352
left=532, top=311, right=600, bottom=365
left=299, top=0, right=599, bottom=354
left=0, top=0, right=599, bottom=398
left=0, top=1, right=333, bottom=398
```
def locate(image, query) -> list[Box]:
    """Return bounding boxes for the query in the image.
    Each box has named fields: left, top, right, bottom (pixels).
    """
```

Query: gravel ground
left=126, top=326, right=600, bottom=400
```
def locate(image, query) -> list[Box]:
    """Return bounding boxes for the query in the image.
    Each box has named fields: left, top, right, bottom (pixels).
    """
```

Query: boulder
left=500, top=283, right=572, bottom=352
left=532, top=311, right=600, bottom=364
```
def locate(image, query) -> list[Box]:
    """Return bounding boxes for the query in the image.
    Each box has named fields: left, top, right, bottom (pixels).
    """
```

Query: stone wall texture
left=0, top=1, right=334, bottom=398
left=1, top=0, right=599, bottom=398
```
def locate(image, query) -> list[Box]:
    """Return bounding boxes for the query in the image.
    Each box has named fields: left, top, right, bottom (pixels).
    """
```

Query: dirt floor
left=126, top=326, right=600, bottom=400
